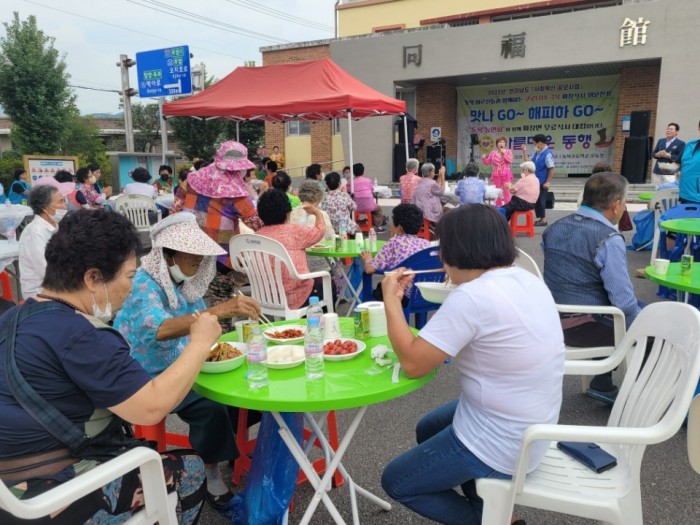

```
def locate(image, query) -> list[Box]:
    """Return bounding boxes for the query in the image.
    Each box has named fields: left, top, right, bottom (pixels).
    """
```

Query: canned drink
left=681, top=254, right=694, bottom=276
left=335, top=237, right=342, bottom=252
left=241, top=320, right=257, bottom=342
left=354, top=307, right=369, bottom=339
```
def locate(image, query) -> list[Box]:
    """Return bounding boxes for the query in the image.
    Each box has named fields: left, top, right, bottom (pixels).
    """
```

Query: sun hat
left=215, top=141, right=256, bottom=172
left=141, top=212, right=225, bottom=309
left=186, top=140, right=255, bottom=199
left=32, top=176, right=75, bottom=197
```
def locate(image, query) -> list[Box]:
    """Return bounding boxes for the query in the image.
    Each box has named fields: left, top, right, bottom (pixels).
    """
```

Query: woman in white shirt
left=123, top=167, right=158, bottom=199
left=19, top=185, right=68, bottom=299
left=380, top=204, right=565, bottom=525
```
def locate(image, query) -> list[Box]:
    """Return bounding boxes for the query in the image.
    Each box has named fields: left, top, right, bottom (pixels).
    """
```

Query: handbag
left=545, top=190, right=555, bottom=209
left=618, top=209, right=633, bottom=232
left=557, top=441, right=617, bottom=473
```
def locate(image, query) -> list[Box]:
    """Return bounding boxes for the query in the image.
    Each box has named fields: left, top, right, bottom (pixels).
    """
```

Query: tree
left=0, top=12, right=75, bottom=154
left=131, top=102, right=160, bottom=153
left=60, top=110, right=106, bottom=160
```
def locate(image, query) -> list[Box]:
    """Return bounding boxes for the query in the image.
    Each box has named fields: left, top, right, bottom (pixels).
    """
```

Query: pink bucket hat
left=215, top=141, right=256, bottom=172
left=33, top=176, right=75, bottom=197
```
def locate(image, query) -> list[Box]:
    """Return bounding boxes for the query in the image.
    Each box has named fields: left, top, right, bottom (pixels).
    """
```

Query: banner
left=457, top=75, right=620, bottom=175
left=23, top=155, right=79, bottom=185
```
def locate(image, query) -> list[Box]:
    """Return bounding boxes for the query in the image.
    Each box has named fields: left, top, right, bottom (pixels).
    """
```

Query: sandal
left=534, top=219, right=548, bottom=226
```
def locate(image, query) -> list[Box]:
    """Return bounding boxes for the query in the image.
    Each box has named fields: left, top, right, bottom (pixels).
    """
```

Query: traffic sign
left=135, top=46, right=192, bottom=98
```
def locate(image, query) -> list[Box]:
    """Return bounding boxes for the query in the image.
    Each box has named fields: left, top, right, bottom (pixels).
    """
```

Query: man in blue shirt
left=679, top=121, right=700, bottom=203
left=521, top=134, right=554, bottom=226
left=542, top=172, right=643, bottom=404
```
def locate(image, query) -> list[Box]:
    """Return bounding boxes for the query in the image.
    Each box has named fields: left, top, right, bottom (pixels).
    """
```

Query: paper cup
left=654, top=258, right=670, bottom=275
left=322, top=313, right=342, bottom=340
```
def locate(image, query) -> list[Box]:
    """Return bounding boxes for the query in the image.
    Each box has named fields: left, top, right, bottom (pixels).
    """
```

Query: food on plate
left=267, top=327, right=305, bottom=339
left=207, top=342, right=243, bottom=362
left=267, top=345, right=305, bottom=364
left=324, top=339, right=359, bottom=356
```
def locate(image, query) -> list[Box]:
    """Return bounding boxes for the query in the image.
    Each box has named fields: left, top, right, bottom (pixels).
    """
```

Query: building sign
left=456, top=75, right=621, bottom=174
left=403, top=44, right=422, bottom=67
left=501, top=32, right=526, bottom=58
left=620, top=17, right=650, bottom=47
left=23, top=155, right=79, bottom=185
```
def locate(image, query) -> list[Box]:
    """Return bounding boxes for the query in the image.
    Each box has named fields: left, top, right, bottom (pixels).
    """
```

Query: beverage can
left=335, top=236, right=342, bottom=252
left=241, top=320, right=256, bottom=341
left=681, top=254, right=694, bottom=276
left=354, top=307, right=369, bottom=339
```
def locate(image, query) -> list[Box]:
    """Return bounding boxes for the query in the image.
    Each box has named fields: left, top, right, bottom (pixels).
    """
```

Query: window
left=333, top=118, right=342, bottom=135
left=286, top=120, right=311, bottom=136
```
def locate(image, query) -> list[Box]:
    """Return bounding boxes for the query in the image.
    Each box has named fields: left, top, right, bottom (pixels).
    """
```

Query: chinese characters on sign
left=501, top=32, right=526, bottom=59
left=403, top=44, right=422, bottom=68
left=620, top=17, right=650, bottom=47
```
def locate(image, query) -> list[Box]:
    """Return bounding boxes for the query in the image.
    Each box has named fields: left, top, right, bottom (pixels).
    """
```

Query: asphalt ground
left=190, top=204, right=700, bottom=525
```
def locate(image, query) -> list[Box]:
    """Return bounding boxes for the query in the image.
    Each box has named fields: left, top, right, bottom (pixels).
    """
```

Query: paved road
left=193, top=207, right=700, bottom=525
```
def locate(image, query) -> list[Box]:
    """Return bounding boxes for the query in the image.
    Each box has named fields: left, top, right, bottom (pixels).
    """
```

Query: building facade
left=263, top=0, right=698, bottom=184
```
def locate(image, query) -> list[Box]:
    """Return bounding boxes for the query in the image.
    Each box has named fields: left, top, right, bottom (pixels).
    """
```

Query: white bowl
left=415, top=282, right=456, bottom=304
left=201, top=341, right=247, bottom=373
left=323, top=338, right=367, bottom=361
left=266, top=345, right=305, bottom=369
left=263, top=324, right=306, bottom=344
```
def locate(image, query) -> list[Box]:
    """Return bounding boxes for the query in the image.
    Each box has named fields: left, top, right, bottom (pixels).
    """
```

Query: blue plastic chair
left=362, top=246, right=444, bottom=328
left=656, top=203, right=700, bottom=303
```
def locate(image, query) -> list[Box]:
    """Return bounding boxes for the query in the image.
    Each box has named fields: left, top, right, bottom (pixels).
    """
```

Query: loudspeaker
left=630, top=110, right=651, bottom=137
left=393, top=144, right=407, bottom=182
left=426, top=144, right=444, bottom=165
left=621, top=136, right=651, bottom=183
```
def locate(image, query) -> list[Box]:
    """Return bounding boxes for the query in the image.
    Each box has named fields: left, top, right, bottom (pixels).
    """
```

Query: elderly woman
left=18, top=184, right=69, bottom=299
left=0, top=209, right=216, bottom=524
left=501, top=161, right=540, bottom=221
left=410, top=162, right=445, bottom=228
left=454, top=162, right=486, bottom=205
left=381, top=205, right=565, bottom=525
left=75, top=166, right=106, bottom=208
left=113, top=212, right=261, bottom=510
left=291, top=180, right=336, bottom=274
left=123, top=166, right=158, bottom=198
left=8, top=168, right=30, bottom=204
left=257, top=189, right=330, bottom=308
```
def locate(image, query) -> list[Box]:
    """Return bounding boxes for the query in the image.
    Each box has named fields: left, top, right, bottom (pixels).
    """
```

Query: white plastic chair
left=515, top=247, right=626, bottom=391
left=230, top=234, right=334, bottom=320
left=477, top=302, right=700, bottom=525
left=115, top=194, right=161, bottom=233
left=0, top=446, right=177, bottom=524
left=688, top=394, right=700, bottom=475
left=648, top=188, right=680, bottom=260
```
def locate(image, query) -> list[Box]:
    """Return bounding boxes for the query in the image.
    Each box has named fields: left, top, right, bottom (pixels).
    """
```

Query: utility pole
left=117, top=54, right=136, bottom=153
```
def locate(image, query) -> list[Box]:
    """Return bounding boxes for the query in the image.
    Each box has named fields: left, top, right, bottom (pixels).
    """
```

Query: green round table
left=306, top=240, right=386, bottom=311
left=645, top=263, right=700, bottom=296
left=660, top=218, right=700, bottom=236
left=638, top=192, right=653, bottom=202
left=194, top=317, right=434, bottom=524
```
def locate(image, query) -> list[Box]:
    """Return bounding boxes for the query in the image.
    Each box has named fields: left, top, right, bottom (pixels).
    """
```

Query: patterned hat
left=33, top=176, right=75, bottom=197
left=214, top=141, right=256, bottom=172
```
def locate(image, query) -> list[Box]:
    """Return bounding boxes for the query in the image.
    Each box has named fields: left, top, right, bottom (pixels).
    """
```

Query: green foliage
left=131, top=102, right=161, bottom=153
left=0, top=12, right=75, bottom=154
left=0, top=155, right=23, bottom=194
left=61, top=110, right=107, bottom=159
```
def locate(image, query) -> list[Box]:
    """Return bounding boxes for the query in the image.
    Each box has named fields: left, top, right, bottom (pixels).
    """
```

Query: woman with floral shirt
left=321, top=171, right=358, bottom=235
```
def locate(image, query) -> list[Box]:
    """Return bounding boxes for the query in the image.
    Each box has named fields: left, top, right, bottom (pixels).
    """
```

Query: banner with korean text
left=457, top=75, right=620, bottom=175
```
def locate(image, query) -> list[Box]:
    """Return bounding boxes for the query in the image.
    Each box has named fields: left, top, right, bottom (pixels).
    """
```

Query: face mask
left=91, top=282, right=113, bottom=323
left=88, top=176, right=97, bottom=185
left=169, top=263, right=195, bottom=283
left=160, top=174, right=170, bottom=181
left=52, top=208, right=67, bottom=223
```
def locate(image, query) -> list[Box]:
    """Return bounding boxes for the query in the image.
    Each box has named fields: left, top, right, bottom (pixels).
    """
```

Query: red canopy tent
left=162, top=58, right=406, bottom=191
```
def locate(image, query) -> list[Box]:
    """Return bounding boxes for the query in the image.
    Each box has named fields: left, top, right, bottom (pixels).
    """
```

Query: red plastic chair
left=510, top=210, right=535, bottom=238
left=133, top=419, right=191, bottom=451
left=416, top=218, right=431, bottom=241
left=354, top=211, right=373, bottom=233
left=0, top=271, right=14, bottom=302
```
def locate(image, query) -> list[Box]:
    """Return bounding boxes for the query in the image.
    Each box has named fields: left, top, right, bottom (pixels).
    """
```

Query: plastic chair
left=688, top=395, right=700, bottom=474
left=230, top=234, right=334, bottom=320
left=115, top=194, right=162, bottom=233
left=648, top=188, right=680, bottom=261
left=133, top=418, right=191, bottom=451
left=0, top=271, right=14, bottom=302
left=510, top=210, right=535, bottom=237
left=354, top=211, right=373, bottom=233
left=361, top=246, right=444, bottom=328
left=514, top=248, right=626, bottom=392
left=0, top=446, right=177, bottom=524
left=477, top=302, right=700, bottom=525
left=416, top=218, right=431, bottom=241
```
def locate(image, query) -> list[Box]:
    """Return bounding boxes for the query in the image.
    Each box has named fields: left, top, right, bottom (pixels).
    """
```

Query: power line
left=127, top=0, right=291, bottom=44
left=223, top=0, right=334, bottom=32
left=69, top=84, right=120, bottom=93
left=23, top=0, right=251, bottom=61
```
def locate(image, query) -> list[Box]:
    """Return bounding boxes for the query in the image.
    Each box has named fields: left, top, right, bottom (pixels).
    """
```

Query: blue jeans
left=381, top=400, right=510, bottom=525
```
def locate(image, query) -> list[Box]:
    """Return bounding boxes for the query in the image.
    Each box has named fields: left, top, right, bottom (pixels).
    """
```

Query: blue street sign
left=135, top=46, right=192, bottom=98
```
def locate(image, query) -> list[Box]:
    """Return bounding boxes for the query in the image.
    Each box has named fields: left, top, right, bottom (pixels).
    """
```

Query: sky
left=2, top=0, right=337, bottom=115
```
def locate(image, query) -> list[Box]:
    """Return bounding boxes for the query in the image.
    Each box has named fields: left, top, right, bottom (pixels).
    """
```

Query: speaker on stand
left=630, top=110, right=651, bottom=137
left=393, top=144, right=407, bottom=182
left=621, top=136, right=652, bottom=184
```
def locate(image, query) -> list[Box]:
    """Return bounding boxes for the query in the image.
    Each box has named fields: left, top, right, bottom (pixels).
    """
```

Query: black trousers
left=535, top=184, right=548, bottom=220
left=503, top=195, right=535, bottom=221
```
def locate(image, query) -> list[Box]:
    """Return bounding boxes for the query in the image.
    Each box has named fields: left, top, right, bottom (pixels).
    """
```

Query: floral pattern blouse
left=369, top=234, right=430, bottom=271
left=321, top=189, right=358, bottom=236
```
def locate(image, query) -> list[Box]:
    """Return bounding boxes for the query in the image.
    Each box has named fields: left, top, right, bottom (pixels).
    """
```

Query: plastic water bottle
left=6, top=227, right=16, bottom=244
left=368, top=227, right=377, bottom=251
left=304, top=317, right=325, bottom=380
left=245, top=323, right=268, bottom=390
left=355, top=231, right=364, bottom=251
left=339, top=218, right=348, bottom=251
left=306, top=296, right=323, bottom=328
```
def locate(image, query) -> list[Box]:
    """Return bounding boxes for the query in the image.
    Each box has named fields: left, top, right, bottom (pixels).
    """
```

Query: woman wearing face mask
left=19, top=184, right=70, bottom=299
left=0, top=209, right=216, bottom=524
left=113, top=212, right=262, bottom=511
left=154, top=165, right=174, bottom=193
left=75, top=166, right=106, bottom=208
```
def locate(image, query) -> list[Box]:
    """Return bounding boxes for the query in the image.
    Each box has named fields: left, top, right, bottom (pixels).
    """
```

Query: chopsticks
left=385, top=268, right=444, bottom=276
left=236, top=291, right=274, bottom=328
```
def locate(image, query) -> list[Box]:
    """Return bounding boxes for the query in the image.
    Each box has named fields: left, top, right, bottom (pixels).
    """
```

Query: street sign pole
left=159, top=97, right=167, bottom=165
left=119, top=54, right=135, bottom=153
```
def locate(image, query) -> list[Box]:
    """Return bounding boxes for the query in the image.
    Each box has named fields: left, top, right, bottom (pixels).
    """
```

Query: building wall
left=415, top=83, right=457, bottom=164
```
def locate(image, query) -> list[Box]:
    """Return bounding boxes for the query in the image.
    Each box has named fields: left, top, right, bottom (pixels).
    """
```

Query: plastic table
left=306, top=240, right=385, bottom=311
left=660, top=218, right=700, bottom=255
left=638, top=192, right=653, bottom=202
left=194, top=317, right=435, bottom=525
left=645, top=263, right=700, bottom=299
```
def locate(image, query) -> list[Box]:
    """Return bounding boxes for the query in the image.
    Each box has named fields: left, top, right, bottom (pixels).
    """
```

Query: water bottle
left=245, top=323, right=268, bottom=390
left=304, top=317, right=325, bottom=380
left=368, top=227, right=377, bottom=251
left=306, top=296, right=323, bottom=328
left=354, top=231, right=364, bottom=251
left=339, top=218, right=348, bottom=251
left=6, top=227, right=16, bottom=244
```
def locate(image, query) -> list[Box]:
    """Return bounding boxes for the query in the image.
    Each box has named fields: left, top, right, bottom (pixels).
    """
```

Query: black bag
left=557, top=441, right=617, bottom=473
left=3, top=302, right=145, bottom=463
left=545, top=190, right=555, bottom=209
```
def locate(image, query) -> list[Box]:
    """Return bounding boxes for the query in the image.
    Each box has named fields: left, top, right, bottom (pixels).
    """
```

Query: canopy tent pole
left=347, top=110, right=354, bottom=194
left=236, top=121, right=240, bottom=142
left=403, top=115, right=409, bottom=164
